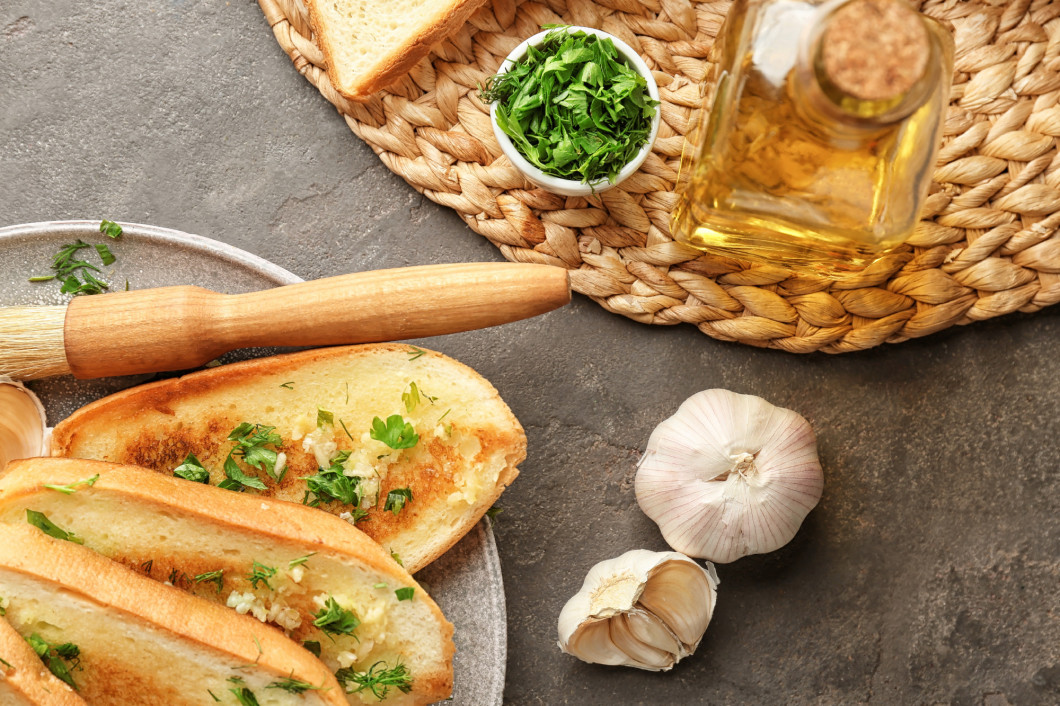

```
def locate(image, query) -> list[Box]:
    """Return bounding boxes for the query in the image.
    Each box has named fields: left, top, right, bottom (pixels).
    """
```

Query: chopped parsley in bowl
left=482, top=26, right=661, bottom=197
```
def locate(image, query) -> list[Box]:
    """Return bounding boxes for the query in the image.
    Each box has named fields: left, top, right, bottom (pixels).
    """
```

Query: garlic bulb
left=635, top=389, right=823, bottom=563
left=0, top=377, right=48, bottom=472
left=557, top=549, right=718, bottom=671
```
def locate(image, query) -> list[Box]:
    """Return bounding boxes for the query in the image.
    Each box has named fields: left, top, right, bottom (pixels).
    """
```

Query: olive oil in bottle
left=671, top=0, right=955, bottom=277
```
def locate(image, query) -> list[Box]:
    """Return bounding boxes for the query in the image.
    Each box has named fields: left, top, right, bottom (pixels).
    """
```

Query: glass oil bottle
left=670, top=0, right=955, bottom=277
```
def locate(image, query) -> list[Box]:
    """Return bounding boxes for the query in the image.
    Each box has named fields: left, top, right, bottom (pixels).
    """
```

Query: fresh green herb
left=30, top=238, right=118, bottom=295
left=99, top=220, right=123, bottom=238
left=26, top=633, right=81, bottom=690
left=303, top=641, right=321, bottom=657
left=480, top=27, right=659, bottom=185
left=406, top=346, right=426, bottom=361
left=339, top=418, right=356, bottom=443
left=194, top=569, right=225, bottom=594
left=173, top=453, right=211, bottom=484
left=384, top=488, right=413, bottom=515
left=222, top=455, right=268, bottom=492
left=207, top=689, right=220, bottom=702
left=25, top=510, right=83, bottom=544
left=344, top=382, right=350, bottom=405
left=401, top=382, right=437, bottom=413
left=94, top=243, right=116, bottom=265
left=395, top=587, right=415, bottom=601
left=42, top=474, right=99, bottom=495
left=312, top=596, right=360, bottom=638
left=279, top=381, right=295, bottom=390
left=302, top=451, right=361, bottom=508
left=228, top=423, right=287, bottom=483
left=373, top=582, right=387, bottom=589
left=486, top=506, right=504, bottom=523
left=336, top=661, right=413, bottom=700
left=246, top=561, right=277, bottom=590
left=317, top=408, right=334, bottom=427
left=288, top=553, right=316, bottom=569
left=267, top=676, right=322, bottom=694
left=370, top=415, right=419, bottom=450
left=0, top=656, right=12, bottom=670
left=168, top=568, right=190, bottom=587
left=390, top=550, right=404, bottom=567
left=141, top=559, right=154, bottom=575
left=230, top=686, right=260, bottom=706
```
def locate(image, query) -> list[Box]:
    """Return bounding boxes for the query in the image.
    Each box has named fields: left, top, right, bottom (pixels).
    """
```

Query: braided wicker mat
left=259, top=0, right=1060, bottom=353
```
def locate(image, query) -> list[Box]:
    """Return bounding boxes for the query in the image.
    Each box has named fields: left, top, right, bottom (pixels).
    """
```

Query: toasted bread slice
left=0, top=458, right=455, bottom=706
left=0, top=522, right=346, bottom=706
left=0, top=613, right=85, bottom=706
left=49, top=344, right=525, bottom=573
left=306, top=0, right=487, bottom=100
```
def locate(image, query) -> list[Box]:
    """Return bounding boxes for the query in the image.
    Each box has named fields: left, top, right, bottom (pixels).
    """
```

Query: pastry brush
left=0, top=262, right=570, bottom=380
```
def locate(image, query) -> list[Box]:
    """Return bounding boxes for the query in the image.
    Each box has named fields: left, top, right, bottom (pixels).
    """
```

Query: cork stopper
left=820, top=0, right=930, bottom=102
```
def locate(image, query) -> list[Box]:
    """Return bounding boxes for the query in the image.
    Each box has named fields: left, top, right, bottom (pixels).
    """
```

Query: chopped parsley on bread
left=0, top=612, right=85, bottom=706
left=49, top=344, right=525, bottom=574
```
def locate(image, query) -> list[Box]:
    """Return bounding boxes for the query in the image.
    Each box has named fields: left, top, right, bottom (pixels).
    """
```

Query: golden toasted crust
left=0, top=615, right=86, bottom=706
left=0, top=523, right=346, bottom=705
left=0, top=457, right=455, bottom=706
left=306, top=0, right=488, bottom=100
left=49, top=343, right=525, bottom=574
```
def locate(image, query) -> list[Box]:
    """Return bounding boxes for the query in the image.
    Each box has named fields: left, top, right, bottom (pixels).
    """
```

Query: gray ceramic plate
left=0, top=220, right=506, bottom=706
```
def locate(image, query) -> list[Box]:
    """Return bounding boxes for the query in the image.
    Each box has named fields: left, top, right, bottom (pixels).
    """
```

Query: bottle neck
left=791, top=0, right=938, bottom=128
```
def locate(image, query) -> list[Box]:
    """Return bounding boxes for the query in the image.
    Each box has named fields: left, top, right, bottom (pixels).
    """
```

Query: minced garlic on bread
left=48, top=343, right=525, bottom=574
left=0, top=612, right=85, bottom=706
left=0, top=458, right=455, bottom=706
left=0, top=522, right=346, bottom=706
left=307, top=0, right=488, bottom=100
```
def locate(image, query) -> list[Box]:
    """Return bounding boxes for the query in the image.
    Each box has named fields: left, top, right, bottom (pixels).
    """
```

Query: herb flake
left=26, top=510, right=84, bottom=544
left=42, top=475, right=99, bottom=495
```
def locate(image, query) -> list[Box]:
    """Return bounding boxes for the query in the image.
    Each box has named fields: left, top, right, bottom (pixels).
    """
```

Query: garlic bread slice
left=49, top=343, right=525, bottom=573
left=0, top=612, right=85, bottom=706
left=0, top=521, right=346, bottom=706
left=0, top=458, right=454, bottom=705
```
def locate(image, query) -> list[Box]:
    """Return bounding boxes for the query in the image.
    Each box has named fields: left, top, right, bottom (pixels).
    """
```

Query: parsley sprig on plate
left=481, top=27, right=658, bottom=185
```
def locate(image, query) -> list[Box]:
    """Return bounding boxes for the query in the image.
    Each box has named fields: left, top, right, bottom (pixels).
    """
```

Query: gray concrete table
left=3, top=2, right=1059, bottom=704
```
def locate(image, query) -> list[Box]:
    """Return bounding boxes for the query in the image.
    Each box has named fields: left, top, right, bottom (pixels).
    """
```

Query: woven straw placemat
left=258, top=0, right=1060, bottom=353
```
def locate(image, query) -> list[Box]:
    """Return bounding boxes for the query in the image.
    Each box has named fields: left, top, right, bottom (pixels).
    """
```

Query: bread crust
left=306, top=0, right=488, bottom=100
left=49, top=343, right=525, bottom=574
left=0, top=523, right=347, bottom=705
left=0, top=614, right=86, bottom=706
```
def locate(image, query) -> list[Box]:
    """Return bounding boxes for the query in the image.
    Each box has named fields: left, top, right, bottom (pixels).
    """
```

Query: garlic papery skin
left=557, top=549, right=718, bottom=671
left=635, top=389, right=824, bottom=564
left=0, top=377, right=48, bottom=472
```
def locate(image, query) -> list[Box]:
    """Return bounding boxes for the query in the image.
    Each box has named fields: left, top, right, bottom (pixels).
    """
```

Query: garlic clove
left=635, top=389, right=823, bottom=563
left=637, top=560, right=717, bottom=648
left=609, top=612, right=676, bottom=670
left=563, top=619, right=633, bottom=667
left=557, top=550, right=718, bottom=672
left=621, top=608, right=682, bottom=658
left=0, top=377, right=48, bottom=472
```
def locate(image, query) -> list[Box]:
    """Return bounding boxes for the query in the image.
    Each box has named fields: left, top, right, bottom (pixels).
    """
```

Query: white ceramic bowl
left=488, top=26, right=661, bottom=197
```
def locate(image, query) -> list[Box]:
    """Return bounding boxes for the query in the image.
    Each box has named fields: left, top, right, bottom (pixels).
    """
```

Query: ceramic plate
left=0, top=220, right=506, bottom=706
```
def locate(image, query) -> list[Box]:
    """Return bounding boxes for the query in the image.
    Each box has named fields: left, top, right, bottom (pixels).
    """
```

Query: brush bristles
left=0, top=306, right=71, bottom=380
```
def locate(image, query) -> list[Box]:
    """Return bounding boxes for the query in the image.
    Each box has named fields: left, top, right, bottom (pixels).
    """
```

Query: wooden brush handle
left=63, top=263, right=571, bottom=379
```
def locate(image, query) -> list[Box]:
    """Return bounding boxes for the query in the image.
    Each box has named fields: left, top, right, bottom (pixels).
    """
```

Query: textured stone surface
left=3, top=0, right=1060, bottom=704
